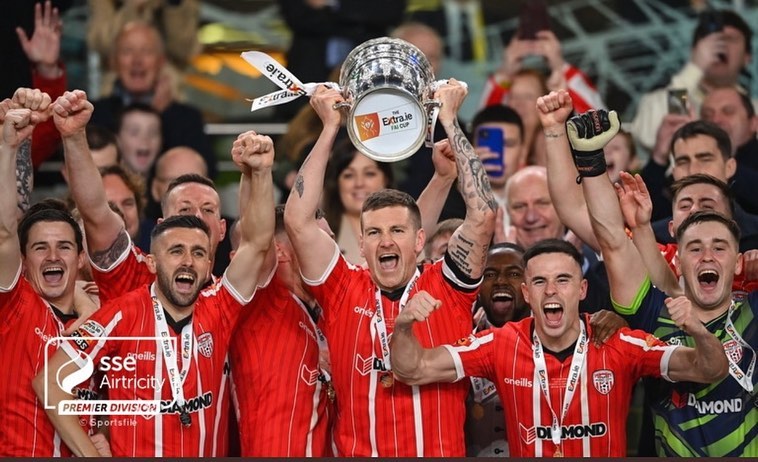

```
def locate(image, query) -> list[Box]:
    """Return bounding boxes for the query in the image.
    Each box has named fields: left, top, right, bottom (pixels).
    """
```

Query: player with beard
left=391, top=239, right=728, bottom=457
left=33, top=128, right=276, bottom=457
left=556, top=96, right=757, bottom=455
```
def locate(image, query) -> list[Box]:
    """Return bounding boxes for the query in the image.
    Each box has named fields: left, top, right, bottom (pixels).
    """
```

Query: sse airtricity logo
left=56, top=349, right=95, bottom=394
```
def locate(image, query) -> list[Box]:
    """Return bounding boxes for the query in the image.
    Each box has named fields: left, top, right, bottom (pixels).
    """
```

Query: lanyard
left=150, top=284, right=194, bottom=427
left=532, top=320, right=588, bottom=447
left=291, top=293, right=332, bottom=382
left=723, top=301, right=755, bottom=393
left=370, top=269, right=420, bottom=372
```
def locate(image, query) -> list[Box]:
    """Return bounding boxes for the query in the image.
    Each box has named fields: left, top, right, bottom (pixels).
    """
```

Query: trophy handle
left=332, top=101, right=352, bottom=110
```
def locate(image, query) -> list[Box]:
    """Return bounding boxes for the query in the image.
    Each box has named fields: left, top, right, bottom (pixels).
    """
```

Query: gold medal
left=326, top=382, right=336, bottom=403
left=471, top=403, right=485, bottom=420
left=553, top=446, right=563, bottom=457
left=380, top=373, right=394, bottom=388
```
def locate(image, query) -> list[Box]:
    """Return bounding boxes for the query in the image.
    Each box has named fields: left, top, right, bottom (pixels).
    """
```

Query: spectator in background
left=89, top=21, right=216, bottom=178
left=470, top=104, right=525, bottom=205
left=10, top=1, right=69, bottom=169
left=100, top=165, right=144, bottom=241
left=86, top=124, right=121, bottom=168
left=277, top=0, right=406, bottom=119
left=116, top=102, right=162, bottom=176
left=630, top=10, right=753, bottom=159
left=700, top=86, right=757, bottom=172
left=138, top=145, right=208, bottom=248
left=604, top=129, right=639, bottom=184
left=322, top=139, right=394, bottom=266
left=422, top=217, right=462, bottom=263
left=87, top=0, right=200, bottom=97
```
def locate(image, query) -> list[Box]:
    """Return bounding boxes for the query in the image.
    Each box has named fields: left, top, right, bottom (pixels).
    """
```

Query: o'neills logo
left=503, top=377, right=532, bottom=387
left=519, top=422, right=607, bottom=444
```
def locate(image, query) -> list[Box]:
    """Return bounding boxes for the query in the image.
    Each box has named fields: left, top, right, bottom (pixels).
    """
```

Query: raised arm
left=416, top=139, right=457, bottom=237
left=537, top=90, right=600, bottom=252
left=283, top=86, right=344, bottom=281
left=225, top=132, right=275, bottom=300
left=390, top=291, right=459, bottom=386
left=53, top=90, right=128, bottom=268
left=616, top=172, right=682, bottom=297
left=0, top=109, right=35, bottom=287
left=438, top=80, right=497, bottom=279
left=664, top=296, right=728, bottom=383
left=566, top=108, right=648, bottom=307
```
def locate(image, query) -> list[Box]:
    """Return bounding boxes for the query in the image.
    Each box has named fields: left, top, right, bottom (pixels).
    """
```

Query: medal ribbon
left=291, top=294, right=332, bottom=382
left=723, top=301, right=755, bottom=393
left=370, top=269, right=421, bottom=372
left=150, top=284, right=193, bottom=424
left=532, top=320, right=588, bottom=448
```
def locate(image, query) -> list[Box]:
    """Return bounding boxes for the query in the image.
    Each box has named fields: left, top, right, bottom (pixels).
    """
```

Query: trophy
left=335, top=37, right=437, bottom=162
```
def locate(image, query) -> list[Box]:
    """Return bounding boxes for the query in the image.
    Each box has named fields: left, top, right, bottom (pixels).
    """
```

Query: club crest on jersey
left=723, top=339, right=742, bottom=363
left=592, top=369, right=614, bottom=395
left=197, top=332, right=214, bottom=358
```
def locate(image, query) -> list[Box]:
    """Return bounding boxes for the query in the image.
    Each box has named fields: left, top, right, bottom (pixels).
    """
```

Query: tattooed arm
left=15, top=139, right=33, bottom=219
left=283, top=86, right=343, bottom=281
left=0, top=110, right=34, bottom=288
left=437, top=79, right=497, bottom=280
left=53, top=90, right=128, bottom=269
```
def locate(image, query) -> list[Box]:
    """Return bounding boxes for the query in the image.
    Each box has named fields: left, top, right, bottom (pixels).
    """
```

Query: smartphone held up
left=476, top=126, right=506, bottom=179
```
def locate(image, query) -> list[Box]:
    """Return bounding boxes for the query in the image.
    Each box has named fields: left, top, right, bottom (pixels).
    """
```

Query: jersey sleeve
left=302, top=242, right=357, bottom=325
left=441, top=328, right=498, bottom=382
left=0, top=262, right=23, bottom=318
left=611, top=277, right=667, bottom=332
left=201, top=274, right=250, bottom=334
left=91, top=238, right=154, bottom=303
left=614, top=327, right=679, bottom=382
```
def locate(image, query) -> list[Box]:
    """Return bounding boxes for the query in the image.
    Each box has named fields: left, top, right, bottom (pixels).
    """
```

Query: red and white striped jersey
left=230, top=276, right=332, bottom=456
left=445, top=315, right=677, bottom=457
left=0, top=267, right=95, bottom=457
left=61, top=277, right=249, bottom=457
left=304, top=244, right=479, bottom=456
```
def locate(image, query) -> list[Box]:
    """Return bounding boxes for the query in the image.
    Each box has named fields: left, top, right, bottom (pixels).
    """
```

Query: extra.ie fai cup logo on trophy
left=241, top=37, right=459, bottom=163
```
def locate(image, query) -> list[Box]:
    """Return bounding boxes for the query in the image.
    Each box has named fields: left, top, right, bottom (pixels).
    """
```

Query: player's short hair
left=670, top=173, right=735, bottom=218
left=362, top=189, right=421, bottom=231
left=670, top=120, right=732, bottom=161
left=151, top=215, right=210, bottom=246
left=161, top=173, right=218, bottom=213
left=675, top=210, right=740, bottom=245
left=18, top=199, right=83, bottom=255
left=489, top=242, right=526, bottom=256
left=522, top=239, right=582, bottom=270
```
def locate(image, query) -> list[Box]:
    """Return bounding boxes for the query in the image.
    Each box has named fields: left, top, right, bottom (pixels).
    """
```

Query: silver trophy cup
left=337, top=37, right=437, bottom=162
